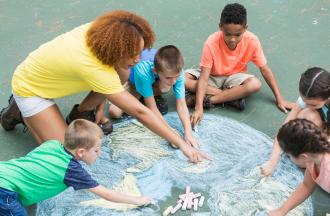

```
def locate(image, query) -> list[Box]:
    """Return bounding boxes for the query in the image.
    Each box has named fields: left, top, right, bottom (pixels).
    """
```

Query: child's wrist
left=275, top=96, right=284, bottom=103
left=195, top=105, right=203, bottom=112
left=184, top=132, right=193, bottom=139
left=279, top=205, right=289, bottom=215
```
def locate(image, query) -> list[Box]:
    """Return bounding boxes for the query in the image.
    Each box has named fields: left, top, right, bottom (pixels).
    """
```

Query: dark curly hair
left=86, top=10, right=155, bottom=67
left=277, top=119, right=330, bottom=158
left=154, top=45, right=184, bottom=74
left=220, top=3, right=247, bottom=26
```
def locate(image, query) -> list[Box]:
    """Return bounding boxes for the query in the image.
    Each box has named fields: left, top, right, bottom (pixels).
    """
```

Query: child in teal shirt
left=0, top=119, right=150, bottom=215
left=109, top=45, right=198, bottom=148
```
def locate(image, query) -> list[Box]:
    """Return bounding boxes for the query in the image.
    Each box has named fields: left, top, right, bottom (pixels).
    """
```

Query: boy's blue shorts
left=0, top=187, right=27, bottom=216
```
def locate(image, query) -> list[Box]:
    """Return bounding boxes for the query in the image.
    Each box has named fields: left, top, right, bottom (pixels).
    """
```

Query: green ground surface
left=0, top=0, right=329, bottom=215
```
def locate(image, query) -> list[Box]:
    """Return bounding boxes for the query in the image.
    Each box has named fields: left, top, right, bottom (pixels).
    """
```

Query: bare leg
left=209, top=77, right=261, bottom=104
left=78, top=91, right=106, bottom=112
left=23, top=104, right=67, bottom=145
left=22, top=118, right=43, bottom=144
left=184, top=73, right=222, bottom=95
left=77, top=91, right=113, bottom=125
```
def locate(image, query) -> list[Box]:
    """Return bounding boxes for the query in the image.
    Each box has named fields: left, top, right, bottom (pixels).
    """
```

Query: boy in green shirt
left=0, top=119, right=150, bottom=215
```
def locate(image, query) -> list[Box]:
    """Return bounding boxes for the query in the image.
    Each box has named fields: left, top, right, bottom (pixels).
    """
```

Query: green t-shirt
left=0, top=140, right=98, bottom=206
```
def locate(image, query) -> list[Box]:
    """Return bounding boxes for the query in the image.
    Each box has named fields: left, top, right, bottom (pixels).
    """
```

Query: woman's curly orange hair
left=86, top=10, right=155, bottom=67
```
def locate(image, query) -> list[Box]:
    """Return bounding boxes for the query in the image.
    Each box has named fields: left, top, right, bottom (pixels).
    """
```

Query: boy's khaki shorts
left=185, top=68, right=254, bottom=89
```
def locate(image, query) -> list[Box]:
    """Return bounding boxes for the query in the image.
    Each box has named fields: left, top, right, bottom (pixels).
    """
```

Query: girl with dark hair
left=269, top=119, right=330, bottom=215
left=261, top=67, right=330, bottom=176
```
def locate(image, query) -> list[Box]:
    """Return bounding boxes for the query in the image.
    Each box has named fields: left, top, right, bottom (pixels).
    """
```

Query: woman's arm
left=106, top=91, right=211, bottom=162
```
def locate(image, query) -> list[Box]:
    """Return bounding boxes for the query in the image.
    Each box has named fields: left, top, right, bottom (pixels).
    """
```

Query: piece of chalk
left=192, top=193, right=201, bottom=199
left=179, top=192, right=194, bottom=200
left=171, top=203, right=182, bottom=214
left=179, top=194, right=186, bottom=200
left=193, top=198, right=199, bottom=211
left=181, top=197, right=189, bottom=210
left=193, top=125, right=199, bottom=133
left=185, top=186, right=191, bottom=194
left=162, top=206, right=173, bottom=216
left=177, top=199, right=183, bottom=205
left=187, top=196, right=193, bottom=209
left=198, top=196, right=205, bottom=207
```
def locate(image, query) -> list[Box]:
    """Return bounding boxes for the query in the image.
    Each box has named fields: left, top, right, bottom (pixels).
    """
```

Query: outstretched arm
left=268, top=170, right=316, bottom=216
left=88, top=185, right=151, bottom=206
left=176, top=98, right=199, bottom=148
left=259, top=65, right=295, bottom=113
left=261, top=103, right=302, bottom=176
left=106, top=91, right=211, bottom=162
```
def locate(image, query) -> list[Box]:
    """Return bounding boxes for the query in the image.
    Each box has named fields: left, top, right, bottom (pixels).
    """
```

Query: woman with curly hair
left=1, top=10, right=209, bottom=163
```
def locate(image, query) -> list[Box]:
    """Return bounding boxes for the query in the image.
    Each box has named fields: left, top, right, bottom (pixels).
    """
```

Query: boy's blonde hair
left=64, top=119, right=103, bottom=150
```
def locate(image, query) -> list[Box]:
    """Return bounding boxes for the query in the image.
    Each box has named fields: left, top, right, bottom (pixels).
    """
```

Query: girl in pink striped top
left=269, top=118, right=330, bottom=215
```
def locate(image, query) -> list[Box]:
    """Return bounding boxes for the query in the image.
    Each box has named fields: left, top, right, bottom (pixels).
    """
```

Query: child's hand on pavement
left=185, top=135, right=199, bottom=148
left=277, top=99, right=295, bottom=113
left=181, top=144, right=212, bottom=163
left=260, top=160, right=276, bottom=177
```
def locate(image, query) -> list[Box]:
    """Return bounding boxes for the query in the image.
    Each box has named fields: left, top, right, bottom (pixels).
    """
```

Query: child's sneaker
left=140, top=96, right=168, bottom=115
left=202, top=95, right=215, bottom=109
left=0, top=95, right=24, bottom=131
left=66, top=104, right=113, bottom=135
left=185, top=92, right=215, bottom=109
left=224, top=98, right=246, bottom=111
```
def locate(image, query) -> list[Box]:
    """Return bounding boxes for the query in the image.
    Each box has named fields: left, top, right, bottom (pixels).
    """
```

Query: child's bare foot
left=260, top=160, right=276, bottom=176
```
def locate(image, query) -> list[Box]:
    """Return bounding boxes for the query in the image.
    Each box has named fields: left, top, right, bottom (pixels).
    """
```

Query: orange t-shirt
left=306, top=153, right=330, bottom=193
left=200, top=31, right=267, bottom=76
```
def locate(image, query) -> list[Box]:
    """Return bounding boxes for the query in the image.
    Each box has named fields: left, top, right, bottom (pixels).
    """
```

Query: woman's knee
left=297, top=108, right=323, bottom=127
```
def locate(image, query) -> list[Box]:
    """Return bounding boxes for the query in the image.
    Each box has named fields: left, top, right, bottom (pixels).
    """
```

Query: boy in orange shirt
left=185, top=3, right=294, bottom=127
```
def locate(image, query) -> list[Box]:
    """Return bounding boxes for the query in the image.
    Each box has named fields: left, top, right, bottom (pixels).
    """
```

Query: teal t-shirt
left=129, top=60, right=185, bottom=99
left=0, top=140, right=98, bottom=206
